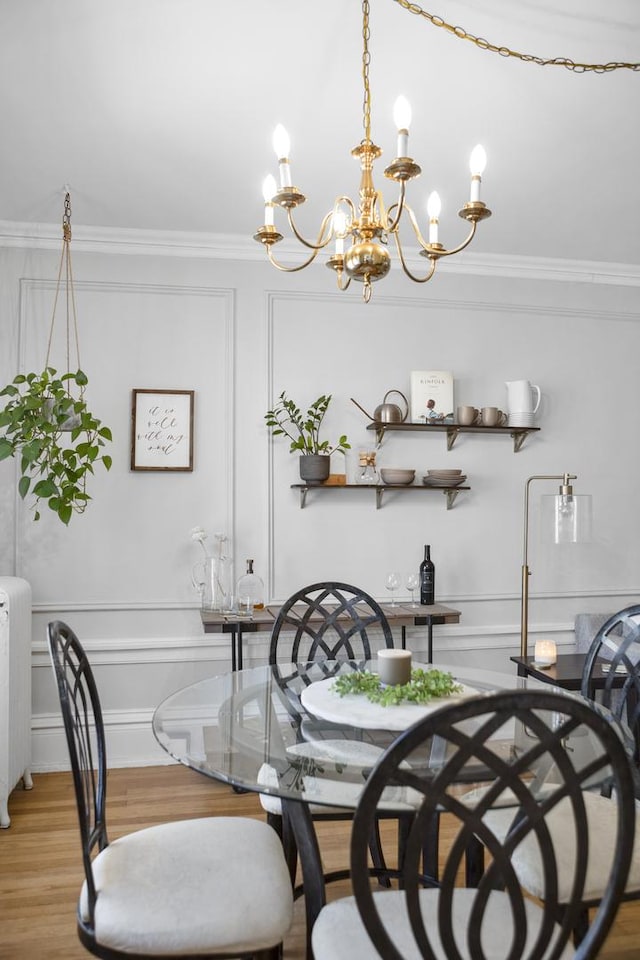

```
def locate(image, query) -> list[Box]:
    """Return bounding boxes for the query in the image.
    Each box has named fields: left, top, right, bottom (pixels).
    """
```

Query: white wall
left=0, top=233, right=638, bottom=769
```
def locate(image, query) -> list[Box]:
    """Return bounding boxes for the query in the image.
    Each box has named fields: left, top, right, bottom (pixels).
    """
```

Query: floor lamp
left=521, top=473, right=592, bottom=659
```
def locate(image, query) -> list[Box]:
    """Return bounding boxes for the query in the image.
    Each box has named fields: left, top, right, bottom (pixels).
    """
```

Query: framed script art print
left=131, top=389, right=194, bottom=471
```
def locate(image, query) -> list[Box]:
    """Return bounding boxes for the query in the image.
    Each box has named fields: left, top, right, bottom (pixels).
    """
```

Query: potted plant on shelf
left=265, top=391, right=350, bottom=484
left=0, top=367, right=112, bottom=524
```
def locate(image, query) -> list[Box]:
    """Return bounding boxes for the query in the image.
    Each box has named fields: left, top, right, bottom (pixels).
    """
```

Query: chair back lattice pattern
left=350, top=689, right=637, bottom=960
left=581, top=604, right=640, bottom=766
left=268, top=581, right=394, bottom=666
left=48, top=620, right=108, bottom=923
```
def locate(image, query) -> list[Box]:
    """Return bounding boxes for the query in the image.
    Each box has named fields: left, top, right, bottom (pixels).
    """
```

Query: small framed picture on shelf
left=410, top=371, right=454, bottom=423
left=131, top=389, right=194, bottom=471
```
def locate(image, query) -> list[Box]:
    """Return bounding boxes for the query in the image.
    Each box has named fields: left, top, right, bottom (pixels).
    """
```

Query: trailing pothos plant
left=0, top=367, right=112, bottom=524
left=264, top=392, right=350, bottom=457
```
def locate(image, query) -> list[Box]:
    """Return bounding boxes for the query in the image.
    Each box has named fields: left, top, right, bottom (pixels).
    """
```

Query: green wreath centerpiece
left=332, top=667, right=462, bottom=707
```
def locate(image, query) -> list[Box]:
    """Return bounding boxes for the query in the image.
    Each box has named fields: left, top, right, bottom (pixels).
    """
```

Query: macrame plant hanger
left=45, top=191, right=83, bottom=396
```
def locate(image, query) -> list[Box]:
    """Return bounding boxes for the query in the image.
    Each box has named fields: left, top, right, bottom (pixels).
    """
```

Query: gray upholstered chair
left=48, top=620, right=293, bottom=960
left=312, top=688, right=637, bottom=960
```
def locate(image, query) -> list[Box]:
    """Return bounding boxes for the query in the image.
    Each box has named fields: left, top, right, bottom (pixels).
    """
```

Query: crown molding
left=1, top=219, right=639, bottom=287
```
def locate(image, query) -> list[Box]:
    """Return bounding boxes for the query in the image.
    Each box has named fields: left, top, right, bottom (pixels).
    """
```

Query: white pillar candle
left=534, top=640, right=557, bottom=667
left=378, top=649, right=412, bottom=685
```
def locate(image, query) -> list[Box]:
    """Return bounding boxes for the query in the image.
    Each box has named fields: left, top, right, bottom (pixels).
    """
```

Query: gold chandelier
left=254, top=0, right=491, bottom=303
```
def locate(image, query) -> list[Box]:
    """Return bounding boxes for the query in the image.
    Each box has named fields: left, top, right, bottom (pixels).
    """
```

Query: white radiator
left=0, top=576, right=33, bottom=827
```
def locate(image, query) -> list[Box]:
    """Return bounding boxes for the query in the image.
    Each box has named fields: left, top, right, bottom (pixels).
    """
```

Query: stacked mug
left=505, top=380, right=541, bottom=427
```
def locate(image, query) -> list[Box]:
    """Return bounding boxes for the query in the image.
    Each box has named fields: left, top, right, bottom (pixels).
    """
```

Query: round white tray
left=300, top=675, right=480, bottom=731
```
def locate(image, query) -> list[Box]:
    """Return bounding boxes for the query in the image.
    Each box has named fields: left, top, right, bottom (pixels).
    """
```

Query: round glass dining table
left=152, top=658, right=611, bottom=955
left=153, top=660, right=542, bottom=800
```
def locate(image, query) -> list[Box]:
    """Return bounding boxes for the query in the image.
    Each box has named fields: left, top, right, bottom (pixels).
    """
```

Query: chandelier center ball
left=344, top=242, right=391, bottom=282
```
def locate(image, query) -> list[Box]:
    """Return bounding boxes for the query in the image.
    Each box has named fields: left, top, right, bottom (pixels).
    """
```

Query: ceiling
left=1, top=0, right=639, bottom=267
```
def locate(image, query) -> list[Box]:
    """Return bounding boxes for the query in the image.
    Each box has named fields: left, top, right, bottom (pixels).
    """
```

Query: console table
left=201, top=601, right=461, bottom=670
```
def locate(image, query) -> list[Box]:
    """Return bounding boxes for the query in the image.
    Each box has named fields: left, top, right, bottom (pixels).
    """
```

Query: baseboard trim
left=31, top=708, right=174, bottom=772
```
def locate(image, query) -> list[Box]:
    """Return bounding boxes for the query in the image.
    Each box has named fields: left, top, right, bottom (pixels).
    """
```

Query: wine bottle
left=419, top=544, right=435, bottom=605
left=236, top=559, right=265, bottom=613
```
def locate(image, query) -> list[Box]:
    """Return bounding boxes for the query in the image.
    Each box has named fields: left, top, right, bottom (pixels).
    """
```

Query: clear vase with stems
left=191, top=528, right=233, bottom=612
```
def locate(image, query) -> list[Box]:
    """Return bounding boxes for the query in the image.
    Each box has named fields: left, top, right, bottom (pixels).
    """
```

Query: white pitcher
left=505, top=380, right=541, bottom=414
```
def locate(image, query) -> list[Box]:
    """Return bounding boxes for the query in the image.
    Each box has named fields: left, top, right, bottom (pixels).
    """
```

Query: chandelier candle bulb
left=469, top=144, right=487, bottom=202
left=393, top=96, right=411, bottom=156
left=534, top=640, right=557, bottom=668
left=427, top=191, right=441, bottom=244
left=262, top=176, right=276, bottom=226
left=378, top=649, right=412, bottom=686
left=272, top=124, right=292, bottom=188
left=333, top=210, right=347, bottom=255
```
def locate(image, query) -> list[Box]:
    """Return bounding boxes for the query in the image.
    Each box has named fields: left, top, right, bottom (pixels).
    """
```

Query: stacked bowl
left=380, top=468, right=415, bottom=486
left=422, top=469, right=467, bottom=487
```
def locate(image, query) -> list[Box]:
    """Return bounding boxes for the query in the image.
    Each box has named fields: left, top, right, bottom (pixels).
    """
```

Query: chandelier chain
left=392, top=0, right=640, bottom=72
left=63, top=191, right=72, bottom=241
left=362, top=0, right=372, bottom=142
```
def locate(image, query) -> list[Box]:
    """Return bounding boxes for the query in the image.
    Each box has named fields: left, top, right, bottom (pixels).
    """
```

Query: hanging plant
left=0, top=192, right=112, bottom=524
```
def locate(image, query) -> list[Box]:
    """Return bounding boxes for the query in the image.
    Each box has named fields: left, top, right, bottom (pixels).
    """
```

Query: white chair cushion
left=79, top=816, right=293, bottom=956
left=312, top=888, right=575, bottom=960
left=481, top=791, right=640, bottom=902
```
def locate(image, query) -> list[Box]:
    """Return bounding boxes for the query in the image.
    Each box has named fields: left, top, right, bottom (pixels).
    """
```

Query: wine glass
left=406, top=573, right=419, bottom=607
left=385, top=571, right=401, bottom=607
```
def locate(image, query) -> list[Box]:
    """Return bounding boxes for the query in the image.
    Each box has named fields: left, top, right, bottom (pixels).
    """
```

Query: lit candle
left=427, top=191, right=441, bottom=245
left=534, top=640, right=557, bottom=667
left=469, top=144, right=487, bottom=203
left=333, top=209, right=347, bottom=255
left=378, top=649, right=412, bottom=685
left=393, top=96, right=412, bottom=157
left=273, top=124, right=292, bottom=189
left=262, top=175, right=276, bottom=227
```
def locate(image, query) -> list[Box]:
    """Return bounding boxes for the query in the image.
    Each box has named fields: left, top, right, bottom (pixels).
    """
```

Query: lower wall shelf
left=290, top=483, right=469, bottom=510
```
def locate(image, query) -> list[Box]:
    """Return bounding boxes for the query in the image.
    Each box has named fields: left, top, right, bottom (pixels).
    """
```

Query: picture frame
left=131, top=389, right=194, bottom=471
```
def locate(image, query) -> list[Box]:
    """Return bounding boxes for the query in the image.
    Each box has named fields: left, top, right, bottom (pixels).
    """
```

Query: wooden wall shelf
left=291, top=482, right=469, bottom=510
left=366, top=421, right=539, bottom=452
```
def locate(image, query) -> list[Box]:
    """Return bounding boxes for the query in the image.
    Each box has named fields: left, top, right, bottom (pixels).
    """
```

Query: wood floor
left=1, top=765, right=638, bottom=959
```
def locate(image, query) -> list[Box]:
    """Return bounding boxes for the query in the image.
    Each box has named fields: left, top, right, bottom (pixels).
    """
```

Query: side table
left=511, top=653, right=624, bottom=699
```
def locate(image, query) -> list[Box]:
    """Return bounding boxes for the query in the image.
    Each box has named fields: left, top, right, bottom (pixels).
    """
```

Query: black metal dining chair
left=261, top=581, right=412, bottom=883
left=48, top=620, right=293, bottom=960
left=581, top=603, right=640, bottom=764
left=312, top=688, right=637, bottom=960
left=268, top=580, right=395, bottom=665
left=465, top=606, right=640, bottom=945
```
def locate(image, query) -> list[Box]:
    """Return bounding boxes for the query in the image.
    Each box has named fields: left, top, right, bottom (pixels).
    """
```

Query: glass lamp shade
left=540, top=493, right=593, bottom=544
